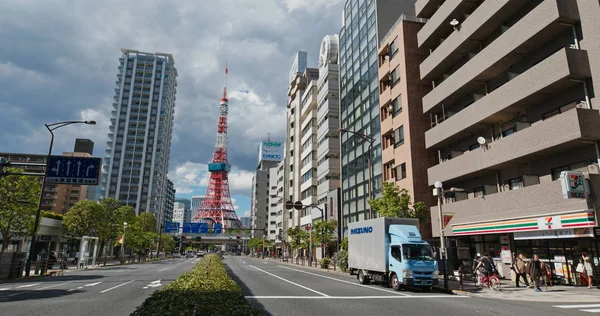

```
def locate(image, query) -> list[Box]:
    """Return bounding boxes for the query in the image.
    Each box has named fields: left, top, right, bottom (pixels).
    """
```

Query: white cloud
left=170, top=161, right=254, bottom=197
left=283, top=0, right=346, bottom=13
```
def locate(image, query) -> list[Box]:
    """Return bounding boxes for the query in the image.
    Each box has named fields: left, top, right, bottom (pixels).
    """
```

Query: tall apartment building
left=416, top=0, right=600, bottom=280
left=286, top=52, right=319, bottom=233
left=250, top=140, right=282, bottom=238
left=163, top=178, right=175, bottom=223
left=101, top=49, right=177, bottom=221
left=0, top=139, right=97, bottom=215
left=268, top=150, right=287, bottom=243
left=173, top=201, right=186, bottom=232
left=377, top=15, right=434, bottom=238
left=174, top=197, right=191, bottom=211
left=339, top=0, right=416, bottom=235
left=190, top=196, right=204, bottom=214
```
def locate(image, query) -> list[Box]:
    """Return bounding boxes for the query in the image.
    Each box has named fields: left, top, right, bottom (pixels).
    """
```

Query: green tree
left=158, top=233, right=175, bottom=253
left=313, top=219, right=337, bottom=257
left=97, top=200, right=135, bottom=264
left=0, top=168, right=40, bottom=252
left=368, top=182, right=430, bottom=221
left=62, top=200, right=104, bottom=237
left=124, top=214, right=158, bottom=259
left=247, top=237, right=263, bottom=252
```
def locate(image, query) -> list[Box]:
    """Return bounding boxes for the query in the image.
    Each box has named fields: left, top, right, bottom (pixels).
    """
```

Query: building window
left=389, top=40, right=397, bottom=59
left=508, top=177, right=523, bottom=190
left=469, top=143, right=480, bottom=151
left=391, top=68, right=400, bottom=87
left=395, top=163, right=406, bottom=180
left=473, top=186, right=484, bottom=198
left=392, top=97, right=402, bottom=117
left=394, top=126, right=404, bottom=148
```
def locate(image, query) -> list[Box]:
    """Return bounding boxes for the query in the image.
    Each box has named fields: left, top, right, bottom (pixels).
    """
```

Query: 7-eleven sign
left=443, top=214, right=454, bottom=228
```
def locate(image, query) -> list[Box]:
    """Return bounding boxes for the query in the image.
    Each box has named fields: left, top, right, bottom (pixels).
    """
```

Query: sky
left=0, top=0, right=345, bottom=218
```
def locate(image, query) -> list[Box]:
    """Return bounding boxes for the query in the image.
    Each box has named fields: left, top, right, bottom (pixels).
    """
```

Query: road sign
left=44, top=156, right=101, bottom=185
left=305, top=225, right=311, bottom=231
left=214, top=223, right=223, bottom=234
left=285, top=200, right=294, bottom=210
left=293, top=201, right=303, bottom=210
left=182, top=222, right=201, bottom=234
left=199, top=223, right=209, bottom=233
left=164, top=222, right=180, bottom=233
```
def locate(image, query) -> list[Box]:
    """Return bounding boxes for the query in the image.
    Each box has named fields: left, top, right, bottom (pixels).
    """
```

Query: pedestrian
left=514, top=254, right=529, bottom=288
left=581, top=251, right=594, bottom=289
left=528, top=254, right=543, bottom=292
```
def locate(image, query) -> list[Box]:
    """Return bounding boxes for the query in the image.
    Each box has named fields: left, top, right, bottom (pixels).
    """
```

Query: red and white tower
left=192, top=63, right=242, bottom=229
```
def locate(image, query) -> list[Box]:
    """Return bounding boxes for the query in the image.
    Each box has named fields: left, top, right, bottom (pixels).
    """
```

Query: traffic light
left=236, top=236, right=241, bottom=240
left=279, top=228, right=283, bottom=235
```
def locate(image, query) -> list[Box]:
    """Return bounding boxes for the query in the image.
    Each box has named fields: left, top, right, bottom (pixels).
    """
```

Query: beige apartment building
left=416, top=0, right=600, bottom=284
left=378, top=15, right=435, bottom=239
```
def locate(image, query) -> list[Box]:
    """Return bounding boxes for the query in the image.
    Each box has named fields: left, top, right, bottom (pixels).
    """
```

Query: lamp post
left=338, top=128, right=375, bottom=219
left=25, top=120, right=96, bottom=276
left=121, top=222, right=128, bottom=264
left=433, top=181, right=464, bottom=289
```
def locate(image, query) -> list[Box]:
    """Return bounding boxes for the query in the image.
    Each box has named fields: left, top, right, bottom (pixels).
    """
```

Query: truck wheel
left=358, top=270, right=370, bottom=285
left=422, top=286, right=432, bottom=292
left=391, top=274, right=401, bottom=291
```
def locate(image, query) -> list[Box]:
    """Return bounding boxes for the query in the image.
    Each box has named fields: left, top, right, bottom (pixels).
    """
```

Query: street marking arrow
left=76, top=161, right=82, bottom=176
left=86, top=164, right=95, bottom=176
left=142, top=279, right=162, bottom=289
left=54, top=161, right=61, bottom=175
left=66, top=161, right=72, bottom=175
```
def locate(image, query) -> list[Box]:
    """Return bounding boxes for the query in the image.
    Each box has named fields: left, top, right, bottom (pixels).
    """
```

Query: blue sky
left=0, top=0, right=344, bottom=218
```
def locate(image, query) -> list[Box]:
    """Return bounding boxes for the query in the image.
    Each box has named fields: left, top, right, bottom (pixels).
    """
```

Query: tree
left=158, top=233, right=175, bottom=253
left=124, top=214, right=158, bottom=260
left=0, top=168, right=40, bottom=252
left=97, top=200, right=135, bottom=264
left=368, top=182, right=429, bottom=220
left=313, top=219, right=337, bottom=258
left=247, top=238, right=263, bottom=252
left=62, top=200, right=104, bottom=237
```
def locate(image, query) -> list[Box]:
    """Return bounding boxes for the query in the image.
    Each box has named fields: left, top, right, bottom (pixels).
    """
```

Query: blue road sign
left=164, top=222, right=180, bottom=233
left=45, top=156, right=102, bottom=185
left=213, top=223, right=223, bottom=234
left=182, top=222, right=201, bottom=234
left=199, top=223, right=209, bottom=233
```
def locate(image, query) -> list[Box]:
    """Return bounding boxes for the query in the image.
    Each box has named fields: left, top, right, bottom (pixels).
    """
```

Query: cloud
left=170, top=161, right=254, bottom=197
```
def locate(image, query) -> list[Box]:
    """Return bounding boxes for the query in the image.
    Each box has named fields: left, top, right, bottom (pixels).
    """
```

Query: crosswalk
left=554, top=304, right=600, bottom=313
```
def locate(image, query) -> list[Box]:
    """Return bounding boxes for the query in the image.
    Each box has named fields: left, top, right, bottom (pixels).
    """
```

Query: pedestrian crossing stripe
left=553, top=304, right=600, bottom=313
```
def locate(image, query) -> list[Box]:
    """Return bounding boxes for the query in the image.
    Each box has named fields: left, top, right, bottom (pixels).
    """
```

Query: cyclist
left=475, top=252, right=496, bottom=284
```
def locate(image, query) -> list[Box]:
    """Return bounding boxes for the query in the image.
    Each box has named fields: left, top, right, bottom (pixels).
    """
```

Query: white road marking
left=100, top=280, right=135, bottom=293
left=114, top=270, right=125, bottom=273
left=249, top=265, right=330, bottom=297
left=0, top=288, right=10, bottom=291
left=245, top=295, right=469, bottom=299
left=143, top=280, right=162, bottom=289
left=158, top=267, right=168, bottom=272
left=68, top=281, right=102, bottom=292
left=554, top=304, right=600, bottom=309
left=16, top=283, right=39, bottom=288
left=5, top=282, right=71, bottom=297
left=278, top=265, right=411, bottom=296
left=241, top=260, right=246, bottom=264
left=580, top=309, right=600, bottom=313
left=263, top=261, right=269, bottom=264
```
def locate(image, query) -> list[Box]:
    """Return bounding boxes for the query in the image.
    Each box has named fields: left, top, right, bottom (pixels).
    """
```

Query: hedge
left=131, top=254, right=261, bottom=316
left=41, top=210, right=63, bottom=220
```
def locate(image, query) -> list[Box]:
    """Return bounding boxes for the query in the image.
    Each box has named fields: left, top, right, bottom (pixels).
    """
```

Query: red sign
left=443, top=214, right=454, bottom=228
left=305, top=225, right=311, bottom=231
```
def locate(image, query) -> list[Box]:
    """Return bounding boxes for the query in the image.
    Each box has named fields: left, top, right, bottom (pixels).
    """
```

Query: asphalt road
left=225, top=256, right=597, bottom=316
left=0, top=257, right=199, bottom=316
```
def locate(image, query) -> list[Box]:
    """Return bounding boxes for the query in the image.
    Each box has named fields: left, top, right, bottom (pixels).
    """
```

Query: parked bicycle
left=473, top=271, right=501, bottom=292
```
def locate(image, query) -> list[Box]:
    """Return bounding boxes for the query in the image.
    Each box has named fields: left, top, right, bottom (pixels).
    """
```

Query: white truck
left=348, top=217, right=438, bottom=291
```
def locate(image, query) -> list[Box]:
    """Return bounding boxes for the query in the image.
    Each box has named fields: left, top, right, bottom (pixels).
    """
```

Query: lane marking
left=263, top=261, right=268, bottom=264
left=580, top=309, right=600, bottom=313
left=249, top=265, right=330, bottom=297
left=114, top=270, right=125, bottom=273
left=241, top=260, right=246, bottom=264
left=68, top=281, right=102, bottom=292
left=0, top=288, right=10, bottom=291
left=158, top=268, right=168, bottom=272
left=278, top=266, right=411, bottom=296
left=100, top=280, right=135, bottom=293
left=5, top=282, right=71, bottom=297
left=16, top=283, right=39, bottom=288
left=554, top=304, right=600, bottom=308
left=245, top=295, right=469, bottom=299
left=143, top=280, right=162, bottom=289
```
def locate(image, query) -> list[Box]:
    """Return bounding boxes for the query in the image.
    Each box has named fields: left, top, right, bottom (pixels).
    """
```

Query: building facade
left=268, top=149, right=287, bottom=243
left=250, top=141, right=282, bottom=238
left=239, top=217, right=251, bottom=228
left=101, top=49, right=177, bottom=221
left=190, top=196, right=204, bottom=214
left=172, top=201, right=186, bottom=233
left=339, top=0, right=416, bottom=236
left=416, top=0, right=600, bottom=283
left=377, top=15, right=434, bottom=238
left=163, top=178, right=175, bottom=223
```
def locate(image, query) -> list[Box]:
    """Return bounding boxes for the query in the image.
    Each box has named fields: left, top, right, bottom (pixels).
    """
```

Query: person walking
left=514, top=254, right=529, bottom=287
left=582, top=252, right=594, bottom=289
left=528, top=254, right=543, bottom=292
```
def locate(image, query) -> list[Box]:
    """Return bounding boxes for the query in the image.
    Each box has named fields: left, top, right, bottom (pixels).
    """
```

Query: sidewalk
left=433, top=278, right=600, bottom=302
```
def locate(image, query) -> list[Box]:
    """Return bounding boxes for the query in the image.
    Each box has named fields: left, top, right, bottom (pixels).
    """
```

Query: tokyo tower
left=192, top=63, right=242, bottom=229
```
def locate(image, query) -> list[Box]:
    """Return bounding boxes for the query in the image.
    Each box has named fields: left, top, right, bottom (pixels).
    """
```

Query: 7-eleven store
left=432, top=171, right=599, bottom=286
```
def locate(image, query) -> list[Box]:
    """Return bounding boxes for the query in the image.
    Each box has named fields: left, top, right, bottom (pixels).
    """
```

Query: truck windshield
left=403, top=244, right=434, bottom=261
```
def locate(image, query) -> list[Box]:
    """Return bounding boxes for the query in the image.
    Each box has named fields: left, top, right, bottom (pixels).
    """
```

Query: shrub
left=334, top=249, right=348, bottom=272
left=320, top=257, right=330, bottom=269
left=41, top=210, right=63, bottom=221
left=131, top=255, right=261, bottom=316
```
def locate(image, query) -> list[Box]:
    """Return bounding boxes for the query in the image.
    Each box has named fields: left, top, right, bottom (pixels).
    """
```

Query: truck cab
left=387, top=225, right=438, bottom=290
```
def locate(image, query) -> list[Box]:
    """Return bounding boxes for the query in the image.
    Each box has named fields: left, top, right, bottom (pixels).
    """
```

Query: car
left=197, top=251, right=205, bottom=258
left=172, top=252, right=181, bottom=258
left=185, top=251, right=194, bottom=258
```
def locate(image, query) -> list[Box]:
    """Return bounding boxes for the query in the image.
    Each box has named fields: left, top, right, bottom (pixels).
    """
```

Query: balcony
left=382, top=145, right=394, bottom=165
left=419, top=0, right=526, bottom=80
left=430, top=176, right=595, bottom=237
left=425, top=48, right=592, bottom=149
left=427, top=108, right=600, bottom=185
left=380, top=114, right=394, bottom=135
left=422, top=0, right=580, bottom=114
left=417, top=0, right=482, bottom=49
left=416, top=0, right=444, bottom=19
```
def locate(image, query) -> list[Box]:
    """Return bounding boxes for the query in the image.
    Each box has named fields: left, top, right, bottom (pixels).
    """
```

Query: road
left=225, top=256, right=597, bottom=316
left=0, top=257, right=199, bottom=316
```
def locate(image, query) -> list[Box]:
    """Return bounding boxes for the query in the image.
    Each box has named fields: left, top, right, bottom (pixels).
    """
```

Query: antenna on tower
left=222, top=60, right=228, bottom=100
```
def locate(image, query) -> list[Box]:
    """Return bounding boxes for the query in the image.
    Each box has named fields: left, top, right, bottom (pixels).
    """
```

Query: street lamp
left=121, top=222, right=128, bottom=264
left=433, top=181, right=464, bottom=289
left=25, top=120, right=96, bottom=276
left=338, top=128, right=375, bottom=219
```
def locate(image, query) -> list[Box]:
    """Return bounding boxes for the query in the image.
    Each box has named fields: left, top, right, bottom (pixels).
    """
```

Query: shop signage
left=513, top=227, right=594, bottom=240
left=452, top=211, right=595, bottom=236
left=560, top=171, right=587, bottom=199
